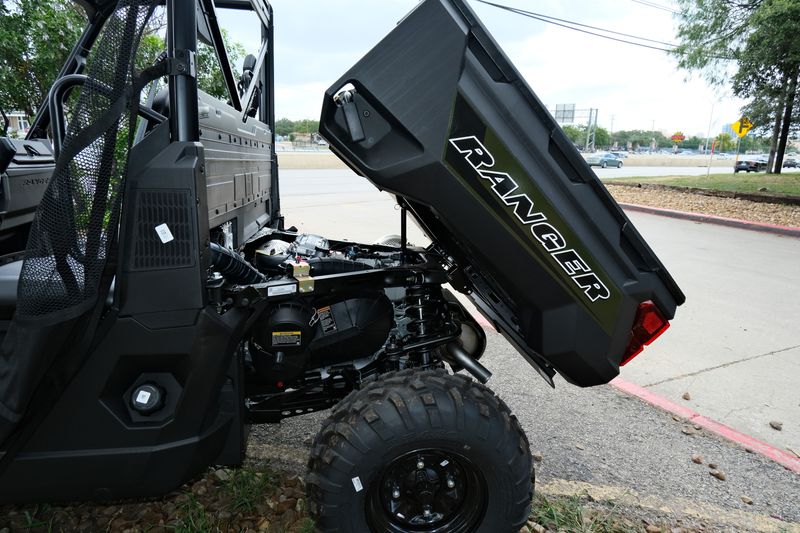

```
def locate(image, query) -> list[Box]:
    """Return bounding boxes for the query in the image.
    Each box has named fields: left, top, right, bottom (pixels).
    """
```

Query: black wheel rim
left=365, top=448, right=487, bottom=533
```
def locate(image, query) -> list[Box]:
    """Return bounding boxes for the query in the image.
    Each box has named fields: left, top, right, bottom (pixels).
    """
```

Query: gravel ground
left=606, top=184, right=800, bottom=228
left=249, top=332, right=800, bottom=533
left=2, top=173, right=798, bottom=531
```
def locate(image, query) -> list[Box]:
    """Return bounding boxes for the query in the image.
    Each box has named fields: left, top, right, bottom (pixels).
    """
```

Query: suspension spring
left=404, top=286, right=447, bottom=366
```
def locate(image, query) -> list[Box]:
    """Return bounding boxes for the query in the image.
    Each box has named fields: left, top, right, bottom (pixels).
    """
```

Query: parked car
left=586, top=152, right=623, bottom=168
left=783, top=158, right=797, bottom=168
left=734, top=159, right=767, bottom=173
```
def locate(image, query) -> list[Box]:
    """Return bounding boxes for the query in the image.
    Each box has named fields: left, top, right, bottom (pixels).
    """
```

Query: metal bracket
left=291, top=261, right=315, bottom=294
left=166, top=49, right=196, bottom=78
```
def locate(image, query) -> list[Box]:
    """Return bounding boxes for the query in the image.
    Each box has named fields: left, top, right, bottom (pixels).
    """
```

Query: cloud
left=218, top=0, right=750, bottom=134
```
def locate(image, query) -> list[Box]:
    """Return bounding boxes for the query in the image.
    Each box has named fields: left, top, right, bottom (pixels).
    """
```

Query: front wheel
left=307, top=369, right=533, bottom=533
left=601, top=161, right=607, bottom=168
left=617, top=161, right=623, bottom=168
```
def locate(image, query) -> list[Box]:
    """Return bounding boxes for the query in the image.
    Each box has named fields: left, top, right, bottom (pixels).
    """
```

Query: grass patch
left=606, top=173, right=800, bottom=196
left=0, top=461, right=314, bottom=533
left=223, top=463, right=276, bottom=513
left=528, top=493, right=642, bottom=533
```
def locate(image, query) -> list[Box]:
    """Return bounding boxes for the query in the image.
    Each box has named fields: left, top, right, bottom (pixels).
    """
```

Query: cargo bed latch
left=336, top=90, right=366, bottom=143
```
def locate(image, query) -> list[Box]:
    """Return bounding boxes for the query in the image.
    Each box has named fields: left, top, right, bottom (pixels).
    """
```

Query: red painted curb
left=468, top=307, right=800, bottom=473
left=610, top=377, right=800, bottom=474
left=618, top=202, right=800, bottom=238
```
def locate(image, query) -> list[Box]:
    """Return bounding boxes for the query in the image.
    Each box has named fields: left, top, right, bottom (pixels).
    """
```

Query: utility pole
left=585, top=108, right=598, bottom=151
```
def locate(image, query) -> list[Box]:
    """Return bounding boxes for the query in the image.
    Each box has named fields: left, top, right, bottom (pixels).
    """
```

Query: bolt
left=416, top=460, right=425, bottom=470
left=363, top=109, right=370, bottom=118
left=392, top=489, right=400, bottom=499
left=423, top=508, right=432, bottom=518
left=447, top=479, right=455, bottom=489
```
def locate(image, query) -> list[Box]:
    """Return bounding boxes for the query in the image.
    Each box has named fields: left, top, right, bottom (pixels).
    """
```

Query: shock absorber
left=404, top=285, right=447, bottom=366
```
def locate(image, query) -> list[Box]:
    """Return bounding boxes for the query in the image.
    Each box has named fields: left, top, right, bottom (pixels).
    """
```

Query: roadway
left=264, top=167, right=800, bottom=528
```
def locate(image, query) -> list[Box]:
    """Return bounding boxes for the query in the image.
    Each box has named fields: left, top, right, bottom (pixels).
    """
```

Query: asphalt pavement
left=263, top=166, right=800, bottom=529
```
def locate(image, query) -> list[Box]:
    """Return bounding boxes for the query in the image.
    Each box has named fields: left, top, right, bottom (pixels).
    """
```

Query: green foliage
left=275, top=118, right=321, bottom=137
left=0, top=0, right=86, bottom=117
left=560, top=124, right=610, bottom=148
left=530, top=493, right=636, bottom=532
left=609, top=173, right=800, bottom=196
left=673, top=0, right=799, bottom=169
left=170, top=494, right=217, bottom=533
left=730, top=0, right=800, bottom=101
left=297, top=518, right=316, bottom=533
left=223, top=464, right=275, bottom=513
left=715, top=132, right=734, bottom=151
left=561, top=124, right=584, bottom=145
left=594, top=126, right=610, bottom=148
left=196, top=29, right=247, bottom=101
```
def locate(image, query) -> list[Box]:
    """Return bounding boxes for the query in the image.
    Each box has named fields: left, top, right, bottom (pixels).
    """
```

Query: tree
left=715, top=132, right=734, bottom=152
left=673, top=0, right=800, bottom=173
left=594, top=126, right=610, bottom=148
left=560, top=124, right=584, bottom=147
left=0, top=0, right=86, bottom=118
left=196, top=30, right=246, bottom=101
left=275, top=118, right=294, bottom=137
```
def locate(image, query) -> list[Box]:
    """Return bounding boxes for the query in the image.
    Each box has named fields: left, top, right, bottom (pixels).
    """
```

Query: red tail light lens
left=621, top=300, right=670, bottom=366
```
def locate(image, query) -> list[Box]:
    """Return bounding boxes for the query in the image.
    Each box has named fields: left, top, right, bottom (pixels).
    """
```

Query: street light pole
left=704, top=102, right=715, bottom=155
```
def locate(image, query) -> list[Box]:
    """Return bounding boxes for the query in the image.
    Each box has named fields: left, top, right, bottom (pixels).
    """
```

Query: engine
left=205, top=227, right=487, bottom=415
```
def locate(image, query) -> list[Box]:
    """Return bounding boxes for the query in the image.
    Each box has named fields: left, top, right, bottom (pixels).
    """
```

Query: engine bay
left=206, top=226, right=487, bottom=422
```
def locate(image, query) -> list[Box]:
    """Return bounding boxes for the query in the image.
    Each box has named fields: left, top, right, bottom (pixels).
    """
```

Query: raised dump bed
left=320, top=0, right=685, bottom=386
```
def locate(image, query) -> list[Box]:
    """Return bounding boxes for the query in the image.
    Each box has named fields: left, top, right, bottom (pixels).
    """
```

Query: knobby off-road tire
left=307, top=369, right=533, bottom=533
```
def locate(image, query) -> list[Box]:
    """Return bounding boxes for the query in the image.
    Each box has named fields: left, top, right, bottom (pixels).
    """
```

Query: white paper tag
left=267, top=284, right=297, bottom=297
left=351, top=476, right=363, bottom=492
left=136, top=390, right=152, bottom=404
left=155, top=223, right=174, bottom=244
left=440, top=459, right=449, bottom=467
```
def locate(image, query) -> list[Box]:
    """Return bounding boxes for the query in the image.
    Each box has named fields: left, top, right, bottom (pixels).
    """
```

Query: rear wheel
left=307, top=369, right=533, bottom=533
left=617, top=161, right=623, bottom=168
left=601, top=161, right=607, bottom=168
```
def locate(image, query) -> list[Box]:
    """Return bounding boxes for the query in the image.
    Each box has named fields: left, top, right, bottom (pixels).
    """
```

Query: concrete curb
left=468, top=312, right=800, bottom=473
left=619, top=203, right=800, bottom=238
left=610, top=378, right=800, bottom=474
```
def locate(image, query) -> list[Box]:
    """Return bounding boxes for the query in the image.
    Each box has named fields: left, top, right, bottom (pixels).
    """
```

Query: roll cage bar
left=27, top=0, right=276, bottom=145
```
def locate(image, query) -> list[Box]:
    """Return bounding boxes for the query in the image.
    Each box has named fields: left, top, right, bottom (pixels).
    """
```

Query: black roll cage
left=27, top=0, right=277, bottom=153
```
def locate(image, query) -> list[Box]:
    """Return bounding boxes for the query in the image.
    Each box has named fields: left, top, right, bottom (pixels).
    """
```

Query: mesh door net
left=0, top=0, right=159, bottom=445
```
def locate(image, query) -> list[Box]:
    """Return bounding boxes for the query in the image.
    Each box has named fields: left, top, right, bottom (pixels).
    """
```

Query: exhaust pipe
left=446, top=342, right=492, bottom=384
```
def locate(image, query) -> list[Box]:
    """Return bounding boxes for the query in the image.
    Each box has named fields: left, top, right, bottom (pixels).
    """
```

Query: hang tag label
left=155, top=223, right=174, bottom=244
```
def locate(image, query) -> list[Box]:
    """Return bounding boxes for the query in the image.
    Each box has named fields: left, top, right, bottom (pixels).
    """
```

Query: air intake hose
left=209, top=242, right=266, bottom=284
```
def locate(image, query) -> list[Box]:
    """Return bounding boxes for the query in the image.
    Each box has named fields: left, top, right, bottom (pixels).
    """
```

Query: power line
left=630, top=0, right=680, bottom=15
left=473, top=0, right=734, bottom=59
left=473, top=0, right=677, bottom=52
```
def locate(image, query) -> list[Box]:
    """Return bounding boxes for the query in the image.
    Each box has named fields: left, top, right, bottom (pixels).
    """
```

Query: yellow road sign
left=732, top=116, right=753, bottom=138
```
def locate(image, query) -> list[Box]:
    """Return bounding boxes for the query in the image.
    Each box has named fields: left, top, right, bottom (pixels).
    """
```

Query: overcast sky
left=217, top=0, right=747, bottom=137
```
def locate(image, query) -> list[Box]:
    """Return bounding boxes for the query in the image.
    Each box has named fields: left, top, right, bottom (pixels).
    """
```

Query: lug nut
left=416, top=460, right=425, bottom=470
left=447, top=479, right=455, bottom=488
left=392, top=489, right=400, bottom=499
left=423, top=508, right=432, bottom=518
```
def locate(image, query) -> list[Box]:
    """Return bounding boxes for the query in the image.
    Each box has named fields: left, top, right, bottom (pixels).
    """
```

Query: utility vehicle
left=0, top=1, right=684, bottom=531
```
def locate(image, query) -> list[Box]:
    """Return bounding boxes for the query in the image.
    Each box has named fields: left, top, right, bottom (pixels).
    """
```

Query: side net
left=0, top=0, right=159, bottom=446
left=16, top=0, right=157, bottom=322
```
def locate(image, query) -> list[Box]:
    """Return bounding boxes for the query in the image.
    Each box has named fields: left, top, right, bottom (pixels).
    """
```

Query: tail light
left=621, top=300, right=670, bottom=366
